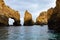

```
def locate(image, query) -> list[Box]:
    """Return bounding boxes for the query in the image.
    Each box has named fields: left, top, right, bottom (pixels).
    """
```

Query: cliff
left=23, top=10, right=34, bottom=26
left=47, top=8, right=53, bottom=20
left=48, top=0, right=60, bottom=32
left=0, top=0, right=21, bottom=26
left=36, top=8, right=53, bottom=25
left=36, top=11, right=47, bottom=25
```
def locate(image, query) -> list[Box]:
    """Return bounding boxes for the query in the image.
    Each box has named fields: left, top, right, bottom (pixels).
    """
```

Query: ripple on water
left=0, top=25, right=60, bottom=40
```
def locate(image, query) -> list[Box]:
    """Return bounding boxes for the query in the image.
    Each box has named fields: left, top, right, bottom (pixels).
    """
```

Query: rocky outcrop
left=0, top=0, right=21, bottom=26
left=0, top=15, right=8, bottom=26
left=47, top=8, right=53, bottom=20
left=23, top=10, right=34, bottom=26
left=48, top=0, right=60, bottom=32
left=36, top=11, right=47, bottom=25
left=36, top=8, right=53, bottom=25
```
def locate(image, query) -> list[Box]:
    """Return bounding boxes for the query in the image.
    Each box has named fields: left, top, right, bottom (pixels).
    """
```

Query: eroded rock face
left=36, top=8, right=53, bottom=25
left=0, top=0, right=21, bottom=26
left=24, top=10, right=34, bottom=26
left=0, top=15, right=8, bottom=26
left=48, top=0, right=60, bottom=32
left=47, top=8, right=53, bottom=20
left=36, top=11, right=47, bottom=25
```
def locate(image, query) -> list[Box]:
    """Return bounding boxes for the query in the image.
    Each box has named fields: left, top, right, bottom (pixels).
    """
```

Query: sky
left=4, top=0, right=56, bottom=25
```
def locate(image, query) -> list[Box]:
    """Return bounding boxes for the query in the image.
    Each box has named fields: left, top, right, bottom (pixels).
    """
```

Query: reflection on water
left=0, top=25, right=60, bottom=40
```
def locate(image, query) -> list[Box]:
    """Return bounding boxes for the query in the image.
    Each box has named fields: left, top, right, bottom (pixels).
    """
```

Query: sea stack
left=0, top=0, right=21, bottom=26
left=48, top=0, right=60, bottom=32
left=36, top=11, right=47, bottom=25
left=23, top=10, right=34, bottom=26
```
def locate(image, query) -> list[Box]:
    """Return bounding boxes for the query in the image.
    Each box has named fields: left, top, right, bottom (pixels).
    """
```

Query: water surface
left=0, top=25, right=60, bottom=40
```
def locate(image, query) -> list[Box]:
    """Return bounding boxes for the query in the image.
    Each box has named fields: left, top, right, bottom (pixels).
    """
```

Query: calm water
left=0, top=25, right=60, bottom=40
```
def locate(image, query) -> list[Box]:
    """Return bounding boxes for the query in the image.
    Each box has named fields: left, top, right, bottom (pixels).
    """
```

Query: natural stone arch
left=0, top=0, right=21, bottom=26
left=8, top=11, right=21, bottom=26
left=9, top=16, right=21, bottom=26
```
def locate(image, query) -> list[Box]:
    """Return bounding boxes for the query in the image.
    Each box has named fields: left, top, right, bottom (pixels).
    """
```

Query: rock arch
left=0, top=0, right=21, bottom=26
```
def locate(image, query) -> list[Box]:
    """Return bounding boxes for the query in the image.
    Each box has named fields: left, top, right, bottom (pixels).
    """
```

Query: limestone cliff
left=48, top=0, right=60, bottom=32
left=24, top=10, right=34, bottom=26
left=0, top=0, right=21, bottom=26
left=36, top=11, right=47, bottom=25
left=47, top=8, right=53, bottom=20
left=36, top=8, right=53, bottom=25
left=0, top=15, right=8, bottom=26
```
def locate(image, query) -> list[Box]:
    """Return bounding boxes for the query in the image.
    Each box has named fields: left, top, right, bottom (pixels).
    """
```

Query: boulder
left=36, top=11, right=47, bottom=25
left=48, top=0, right=60, bottom=32
left=23, top=10, right=34, bottom=26
left=0, top=0, right=21, bottom=26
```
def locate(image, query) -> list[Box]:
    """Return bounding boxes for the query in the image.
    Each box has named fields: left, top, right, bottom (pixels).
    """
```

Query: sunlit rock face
left=48, top=0, right=60, bottom=32
left=23, top=10, right=34, bottom=26
left=0, top=0, right=21, bottom=26
left=36, top=8, right=53, bottom=25
left=36, top=11, right=47, bottom=25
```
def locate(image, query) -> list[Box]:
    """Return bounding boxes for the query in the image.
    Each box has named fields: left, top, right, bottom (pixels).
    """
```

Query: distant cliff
left=36, top=11, right=47, bottom=25
left=0, top=0, right=21, bottom=26
left=36, top=8, right=53, bottom=25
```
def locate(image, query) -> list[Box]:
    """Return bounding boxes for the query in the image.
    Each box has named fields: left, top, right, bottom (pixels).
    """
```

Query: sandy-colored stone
left=24, top=10, right=34, bottom=26
left=0, top=15, right=8, bottom=26
left=36, top=11, right=47, bottom=25
left=0, top=0, right=21, bottom=26
left=36, top=8, right=53, bottom=25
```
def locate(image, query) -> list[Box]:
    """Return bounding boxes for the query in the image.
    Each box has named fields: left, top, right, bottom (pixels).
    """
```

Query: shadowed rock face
left=23, top=10, right=34, bottom=26
left=48, top=0, right=60, bottom=32
left=47, top=8, right=53, bottom=20
left=0, top=0, right=21, bottom=26
left=0, top=15, right=8, bottom=26
left=36, top=11, right=47, bottom=25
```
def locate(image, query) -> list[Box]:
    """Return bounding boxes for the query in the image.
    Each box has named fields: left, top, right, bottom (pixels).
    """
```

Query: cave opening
left=8, top=18, right=14, bottom=25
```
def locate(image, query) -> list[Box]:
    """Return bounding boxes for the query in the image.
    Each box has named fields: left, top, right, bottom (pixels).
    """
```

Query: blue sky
left=4, top=0, right=56, bottom=25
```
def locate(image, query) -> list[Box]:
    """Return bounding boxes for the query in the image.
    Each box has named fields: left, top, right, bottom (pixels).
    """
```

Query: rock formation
left=48, top=0, right=60, bottom=32
left=23, top=10, right=34, bottom=26
left=0, top=15, right=8, bottom=26
left=0, top=0, right=21, bottom=26
left=36, top=8, right=53, bottom=25
left=47, top=8, right=53, bottom=20
left=36, top=11, right=47, bottom=25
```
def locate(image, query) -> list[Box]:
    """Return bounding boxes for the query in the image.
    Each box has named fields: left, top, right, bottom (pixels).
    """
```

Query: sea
left=0, top=25, right=60, bottom=40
